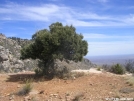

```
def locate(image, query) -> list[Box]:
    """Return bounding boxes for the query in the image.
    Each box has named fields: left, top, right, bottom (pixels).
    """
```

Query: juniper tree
left=21, top=22, right=88, bottom=77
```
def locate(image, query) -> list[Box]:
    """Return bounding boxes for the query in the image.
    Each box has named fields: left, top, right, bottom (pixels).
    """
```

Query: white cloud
left=123, top=14, right=134, bottom=24
left=25, top=4, right=59, bottom=15
left=0, top=8, right=13, bottom=13
left=83, top=33, right=134, bottom=39
left=0, top=4, right=61, bottom=21
left=69, top=11, right=112, bottom=20
left=66, top=19, right=105, bottom=27
left=0, top=3, right=134, bottom=27
left=84, top=33, right=110, bottom=39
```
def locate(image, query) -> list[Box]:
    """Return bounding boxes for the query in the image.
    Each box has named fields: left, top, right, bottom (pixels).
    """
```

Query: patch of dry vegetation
left=17, top=79, right=33, bottom=96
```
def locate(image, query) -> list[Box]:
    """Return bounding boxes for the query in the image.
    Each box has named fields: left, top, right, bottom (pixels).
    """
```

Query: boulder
left=0, top=53, right=8, bottom=62
left=0, top=46, right=4, bottom=51
left=2, top=61, right=11, bottom=72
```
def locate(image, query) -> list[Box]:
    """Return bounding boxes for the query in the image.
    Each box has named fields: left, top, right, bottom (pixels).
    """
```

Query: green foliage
left=17, top=80, right=32, bottom=96
left=111, top=64, right=125, bottom=74
left=21, top=22, right=88, bottom=61
left=21, top=22, right=88, bottom=77
left=34, top=68, right=43, bottom=77
left=102, top=63, right=125, bottom=74
left=97, top=67, right=101, bottom=71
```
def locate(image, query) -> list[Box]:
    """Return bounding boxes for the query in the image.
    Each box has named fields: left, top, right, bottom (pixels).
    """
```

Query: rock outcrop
left=0, top=34, right=37, bottom=73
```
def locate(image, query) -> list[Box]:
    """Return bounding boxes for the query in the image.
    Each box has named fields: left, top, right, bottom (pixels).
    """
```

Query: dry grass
left=72, top=72, right=86, bottom=78
left=125, top=76, right=134, bottom=86
left=72, top=93, right=84, bottom=101
left=17, top=79, right=33, bottom=96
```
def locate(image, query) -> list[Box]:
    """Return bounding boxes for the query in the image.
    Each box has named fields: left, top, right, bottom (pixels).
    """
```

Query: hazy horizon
left=86, top=54, right=134, bottom=65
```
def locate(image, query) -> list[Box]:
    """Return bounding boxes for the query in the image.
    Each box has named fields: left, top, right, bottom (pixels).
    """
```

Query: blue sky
left=0, top=0, right=134, bottom=56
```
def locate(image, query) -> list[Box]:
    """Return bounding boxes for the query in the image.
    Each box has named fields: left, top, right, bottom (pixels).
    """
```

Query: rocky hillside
left=0, top=33, right=37, bottom=73
left=0, top=33, right=95, bottom=73
left=8, top=37, right=32, bottom=48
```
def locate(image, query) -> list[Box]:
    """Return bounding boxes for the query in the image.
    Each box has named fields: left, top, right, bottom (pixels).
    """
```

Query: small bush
left=17, top=80, right=32, bottom=96
left=55, top=66, right=71, bottom=79
left=102, top=64, right=112, bottom=72
left=111, top=64, right=125, bottom=74
left=97, top=67, right=101, bottom=71
left=34, top=68, right=44, bottom=77
left=125, top=60, right=134, bottom=73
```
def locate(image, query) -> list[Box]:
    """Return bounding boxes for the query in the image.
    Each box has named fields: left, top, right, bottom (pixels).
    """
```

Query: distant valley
left=87, top=54, right=134, bottom=65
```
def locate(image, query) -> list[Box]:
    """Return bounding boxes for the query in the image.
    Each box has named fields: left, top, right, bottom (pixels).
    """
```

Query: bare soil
left=0, top=70, right=134, bottom=101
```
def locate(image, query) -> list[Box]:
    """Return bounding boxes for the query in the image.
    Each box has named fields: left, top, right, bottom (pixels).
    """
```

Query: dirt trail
left=72, top=68, right=102, bottom=74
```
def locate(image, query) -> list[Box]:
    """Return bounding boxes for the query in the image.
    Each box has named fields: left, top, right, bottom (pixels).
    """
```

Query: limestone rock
left=0, top=34, right=37, bottom=73
left=0, top=53, right=8, bottom=62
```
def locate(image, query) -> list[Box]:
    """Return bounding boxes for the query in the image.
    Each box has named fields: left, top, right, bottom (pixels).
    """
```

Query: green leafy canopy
left=21, top=22, right=88, bottom=62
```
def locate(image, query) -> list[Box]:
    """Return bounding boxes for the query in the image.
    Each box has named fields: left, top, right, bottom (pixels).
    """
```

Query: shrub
left=17, top=80, right=32, bottom=96
left=34, top=68, right=44, bottom=77
left=97, top=67, right=101, bottom=71
left=101, top=64, right=112, bottom=72
left=125, top=60, right=134, bottom=73
left=55, top=66, right=71, bottom=79
left=111, top=64, right=125, bottom=74
left=35, top=61, right=72, bottom=79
